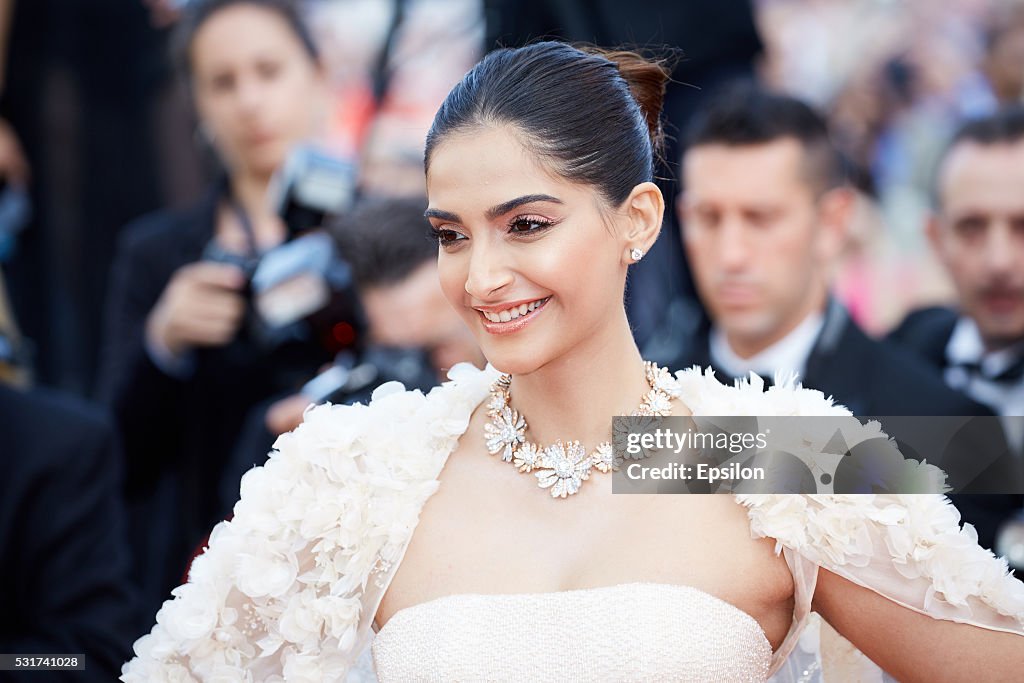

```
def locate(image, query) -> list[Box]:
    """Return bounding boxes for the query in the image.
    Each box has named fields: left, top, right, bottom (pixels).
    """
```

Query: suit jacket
left=95, top=184, right=334, bottom=624
left=670, top=302, right=990, bottom=416
left=0, top=384, right=139, bottom=681
left=889, top=305, right=1024, bottom=560
left=887, top=305, right=959, bottom=372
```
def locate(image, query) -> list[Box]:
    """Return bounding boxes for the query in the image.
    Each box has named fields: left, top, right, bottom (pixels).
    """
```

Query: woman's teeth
left=481, top=297, right=548, bottom=323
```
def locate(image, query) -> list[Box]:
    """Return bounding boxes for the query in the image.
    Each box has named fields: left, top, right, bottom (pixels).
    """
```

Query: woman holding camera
left=97, top=0, right=338, bottom=625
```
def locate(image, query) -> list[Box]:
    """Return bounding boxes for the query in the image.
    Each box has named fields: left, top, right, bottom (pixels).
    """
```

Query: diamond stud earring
left=630, top=247, right=644, bottom=262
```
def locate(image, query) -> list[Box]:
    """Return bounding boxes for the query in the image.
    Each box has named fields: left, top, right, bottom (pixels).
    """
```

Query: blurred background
left=1, top=0, right=1023, bottom=677
left=4, top=0, right=1023, bottom=395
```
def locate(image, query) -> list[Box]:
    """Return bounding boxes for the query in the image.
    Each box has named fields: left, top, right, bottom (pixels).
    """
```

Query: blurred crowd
left=760, top=0, right=1024, bottom=330
left=0, top=0, right=1023, bottom=678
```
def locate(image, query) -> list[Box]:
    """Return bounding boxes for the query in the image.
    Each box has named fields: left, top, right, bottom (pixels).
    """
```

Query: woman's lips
left=245, top=130, right=279, bottom=147
left=476, top=297, right=550, bottom=335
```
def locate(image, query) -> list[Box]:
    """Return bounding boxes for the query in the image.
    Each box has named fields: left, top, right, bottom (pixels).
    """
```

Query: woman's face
left=426, top=126, right=630, bottom=376
left=190, top=4, right=326, bottom=179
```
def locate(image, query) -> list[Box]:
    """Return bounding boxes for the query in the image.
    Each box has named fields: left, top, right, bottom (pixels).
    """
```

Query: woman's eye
left=508, top=217, right=552, bottom=234
left=256, top=60, right=282, bottom=80
left=430, top=226, right=466, bottom=246
left=209, top=73, right=235, bottom=93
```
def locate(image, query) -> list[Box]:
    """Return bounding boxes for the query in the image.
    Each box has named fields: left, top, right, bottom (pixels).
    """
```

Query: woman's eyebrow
left=424, top=208, right=461, bottom=222
left=485, top=194, right=563, bottom=220
left=425, top=194, right=563, bottom=223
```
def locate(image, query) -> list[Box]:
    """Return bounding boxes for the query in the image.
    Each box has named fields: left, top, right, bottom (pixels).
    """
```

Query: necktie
left=950, top=355, right=1024, bottom=384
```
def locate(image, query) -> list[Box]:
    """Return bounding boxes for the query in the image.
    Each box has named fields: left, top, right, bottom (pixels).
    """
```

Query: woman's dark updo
left=425, top=41, right=670, bottom=207
left=170, top=0, right=320, bottom=86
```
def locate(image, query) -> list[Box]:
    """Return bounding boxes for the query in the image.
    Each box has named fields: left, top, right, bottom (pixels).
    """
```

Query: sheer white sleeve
left=673, top=367, right=1024, bottom=680
left=740, top=493, right=1024, bottom=681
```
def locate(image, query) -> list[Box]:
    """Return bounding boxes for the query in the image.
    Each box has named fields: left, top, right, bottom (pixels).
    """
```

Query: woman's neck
left=230, top=172, right=271, bottom=216
left=227, top=172, right=287, bottom=248
left=505, top=306, right=649, bottom=451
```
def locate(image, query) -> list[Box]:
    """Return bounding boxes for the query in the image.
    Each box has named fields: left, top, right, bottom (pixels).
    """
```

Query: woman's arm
left=813, top=565, right=1024, bottom=682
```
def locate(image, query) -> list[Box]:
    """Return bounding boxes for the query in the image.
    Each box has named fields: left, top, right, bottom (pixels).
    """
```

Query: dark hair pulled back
left=170, top=0, right=319, bottom=86
left=425, top=41, right=670, bottom=207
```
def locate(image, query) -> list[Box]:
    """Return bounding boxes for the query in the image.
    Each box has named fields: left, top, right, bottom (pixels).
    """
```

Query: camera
left=204, top=145, right=365, bottom=354
left=300, top=347, right=439, bottom=406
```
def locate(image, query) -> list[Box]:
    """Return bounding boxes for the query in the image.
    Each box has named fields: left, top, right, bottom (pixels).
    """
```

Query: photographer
left=96, top=0, right=344, bottom=623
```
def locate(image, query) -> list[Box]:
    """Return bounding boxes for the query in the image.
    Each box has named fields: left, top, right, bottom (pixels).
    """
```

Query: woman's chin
left=482, top=349, right=546, bottom=377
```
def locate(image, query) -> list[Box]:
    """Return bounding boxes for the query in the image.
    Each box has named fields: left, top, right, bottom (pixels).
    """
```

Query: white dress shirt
left=709, top=311, right=825, bottom=383
left=944, top=317, right=1024, bottom=454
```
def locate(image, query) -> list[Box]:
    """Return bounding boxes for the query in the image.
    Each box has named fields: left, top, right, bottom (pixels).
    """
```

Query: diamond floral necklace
left=484, top=362, right=681, bottom=498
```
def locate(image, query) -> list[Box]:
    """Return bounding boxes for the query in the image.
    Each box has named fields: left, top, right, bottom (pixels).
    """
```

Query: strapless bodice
left=371, top=582, right=773, bottom=682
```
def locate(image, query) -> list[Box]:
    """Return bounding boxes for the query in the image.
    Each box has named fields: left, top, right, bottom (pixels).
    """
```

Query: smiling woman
left=424, top=124, right=663, bottom=376
left=122, top=41, right=1024, bottom=683
left=421, top=43, right=668, bottom=378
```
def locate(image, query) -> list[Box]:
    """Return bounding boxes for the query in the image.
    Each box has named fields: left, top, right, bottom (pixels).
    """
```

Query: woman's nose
left=234, top=74, right=265, bottom=115
left=464, top=243, right=514, bottom=299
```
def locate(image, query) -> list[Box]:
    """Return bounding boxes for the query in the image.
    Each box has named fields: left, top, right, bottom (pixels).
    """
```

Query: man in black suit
left=1, top=265, right=139, bottom=676
left=0, top=382, right=140, bottom=680
left=671, top=83, right=988, bottom=417
left=667, top=84, right=1015, bottom=551
left=890, top=106, right=1024, bottom=557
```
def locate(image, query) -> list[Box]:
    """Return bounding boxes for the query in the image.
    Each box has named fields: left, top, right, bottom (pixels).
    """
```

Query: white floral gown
left=122, top=364, right=1024, bottom=682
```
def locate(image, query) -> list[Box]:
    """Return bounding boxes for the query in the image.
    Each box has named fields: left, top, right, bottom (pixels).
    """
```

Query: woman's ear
left=622, top=181, right=664, bottom=263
